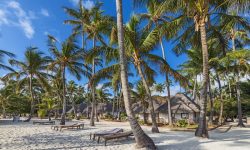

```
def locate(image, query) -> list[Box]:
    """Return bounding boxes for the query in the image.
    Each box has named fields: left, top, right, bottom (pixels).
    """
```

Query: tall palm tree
left=67, top=80, right=78, bottom=118
left=213, top=50, right=250, bottom=127
left=6, top=47, right=51, bottom=119
left=115, top=0, right=156, bottom=149
left=64, top=0, right=91, bottom=49
left=83, top=3, right=114, bottom=126
left=137, top=0, right=175, bottom=126
left=48, top=35, right=90, bottom=125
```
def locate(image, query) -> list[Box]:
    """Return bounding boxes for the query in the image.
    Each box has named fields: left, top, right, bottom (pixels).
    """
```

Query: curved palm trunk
left=208, top=76, right=214, bottom=125
left=136, top=63, right=159, bottom=133
left=29, top=75, right=35, bottom=119
left=193, top=75, right=197, bottom=100
left=216, top=73, right=224, bottom=124
left=90, top=58, right=96, bottom=126
left=90, top=37, right=97, bottom=125
left=142, top=101, right=148, bottom=124
left=195, top=21, right=209, bottom=138
left=236, top=76, right=245, bottom=127
left=60, top=66, right=66, bottom=125
left=72, top=99, right=77, bottom=119
left=2, top=104, right=6, bottom=118
left=232, top=31, right=245, bottom=127
left=159, top=38, right=173, bottom=126
left=116, top=0, right=156, bottom=149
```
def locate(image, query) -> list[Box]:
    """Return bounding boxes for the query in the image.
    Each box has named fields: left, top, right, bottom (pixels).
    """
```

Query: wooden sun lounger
left=99, top=131, right=133, bottom=146
left=33, top=121, right=55, bottom=125
left=89, top=128, right=123, bottom=140
left=51, top=123, right=84, bottom=131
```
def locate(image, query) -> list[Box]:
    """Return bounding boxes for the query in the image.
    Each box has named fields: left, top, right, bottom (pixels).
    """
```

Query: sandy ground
left=0, top=119, right=250, bottom=150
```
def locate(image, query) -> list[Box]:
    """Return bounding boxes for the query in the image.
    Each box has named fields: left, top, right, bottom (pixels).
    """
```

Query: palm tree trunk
left=143, top=101, right=148, bottom=124
left=136, top=63, right=159, bottom=133
left=216, top=73, right=224, bottom=124
left=90, top=37, right=96, bottom=126
left=159, top=38, right=173, bottom=126
left=193, top=75, right=197, bottom=100
left=228, top=79, right=232, bottom=99
left=48, top=110, right=51, bottom=121
left=231, top=31, right=245, bottom=127
left=236, top=75, right=245, bottom=127
left=72, top=98, right=77, bottom=119
left=115, top=0, right=156, bottom=149
left=112, top=94, right=115, bottom=117
left=2, top=104, right=6, bottom=118
left=208, top=76, right=214, bottom=125
left=60, top=66, right=66, bottom=125
left=195, top=21, right=209, bottom=138
left=29, top=75, right=35, bottom=118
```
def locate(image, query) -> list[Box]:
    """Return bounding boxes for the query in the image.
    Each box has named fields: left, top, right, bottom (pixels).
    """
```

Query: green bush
left=104, top=113, right=113, bottom=120
left=176, top=119, right=188, bottom=128
left=38, top=109, right=46, bottom=119
left=120, top=112, right=127, bottom=121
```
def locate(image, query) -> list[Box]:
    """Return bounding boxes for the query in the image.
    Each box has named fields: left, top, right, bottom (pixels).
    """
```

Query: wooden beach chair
left=33, top=121, right=55, bottom=125
left=51, top=123, right=84, bottom=131
left=89, top=128, right=123, bottom=140
left=99, top=131, right=133, bottom=146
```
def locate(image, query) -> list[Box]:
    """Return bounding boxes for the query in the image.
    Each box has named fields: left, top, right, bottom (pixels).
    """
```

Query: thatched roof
left=133, top=93, right=200, bottom=114
left=82, top=103, right=113, bottom=114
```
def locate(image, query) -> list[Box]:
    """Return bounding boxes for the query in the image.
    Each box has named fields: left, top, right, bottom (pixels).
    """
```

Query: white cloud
left=0, top=10, right=9, bottom=25
left=0, top=1, right=35, bottom=39
left=69, top=0, right=94, bottom=10
left=83, top=0, right=94, bottom=10
left=41, top=8, right=49, bottom=17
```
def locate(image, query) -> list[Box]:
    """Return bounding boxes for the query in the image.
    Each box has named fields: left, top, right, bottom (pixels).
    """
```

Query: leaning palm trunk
left=236, top=75, right=245, bottom=127
left=193, top=75, right=197, bottom=100
left=216, top=74, right=224, bottom=124
left=208, top=77, right=214, bottom=125
left=159, top=38, right=173, bottom=126
left=231, top=30, right=245, bottom=127
left=195, top=21, right=209, bottom=138
left=29, top=75, right=35, bottom=119
left=115, top=0, right=156, bottom=149
left=90, top=59, right=96, bottom=126
left=136, top=63, right=159, bottom=133
left=90, top=37, right=97, bottom=126
left=72, top=99, right=77, bottom=119
left=60, top=66, right=66, bottom=125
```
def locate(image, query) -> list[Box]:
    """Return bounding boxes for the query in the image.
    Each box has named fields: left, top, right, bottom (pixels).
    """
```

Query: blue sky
left=0, top=0, right=187, bottom=95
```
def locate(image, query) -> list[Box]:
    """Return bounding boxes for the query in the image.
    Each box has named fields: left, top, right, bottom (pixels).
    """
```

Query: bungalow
left=133, top=93, right=200, bottom=124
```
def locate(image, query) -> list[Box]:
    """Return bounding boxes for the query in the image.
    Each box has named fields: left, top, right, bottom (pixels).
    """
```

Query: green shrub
left=104, top=113, right=113, bottom=120
left=120, top=112, right=127, bottom=121
left=38, top=109, right=46, bottom=119
left=176, top=119, right=188, bottom=128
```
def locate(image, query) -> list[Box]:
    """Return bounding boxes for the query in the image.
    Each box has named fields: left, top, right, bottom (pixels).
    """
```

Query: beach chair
left=99, top=131, right=133, bottom=146
left=89, top=128, right=123, bottom=140
left=64, top=123, right=84, bottom=130
left=33, top=121, right=55, bottom=125
left=51, top=123, right=84, bottom=131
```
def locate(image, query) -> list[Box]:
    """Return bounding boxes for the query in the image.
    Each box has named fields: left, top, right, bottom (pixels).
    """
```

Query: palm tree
left=64, top=0, right=91, bottom=49
left=115, top=0, right=156, bottom=149
left=137, top=0, right=175, bottom=126
left=48, top=35, right=90, bottom=125
left=215, top=50, right=250, bottom=127
left=6, top=47, right=51, bottom=119
left=131, top=81, right=148, bottom=124
left=0, top=49, right=15, bottom=71
left=67, top=80, right=78, bottom=118
left=83, top=3, right=114, bottom=126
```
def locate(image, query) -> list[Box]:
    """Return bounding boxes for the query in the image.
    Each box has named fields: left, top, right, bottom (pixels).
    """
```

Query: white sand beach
left=0, top=119, right=250, bottom=150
